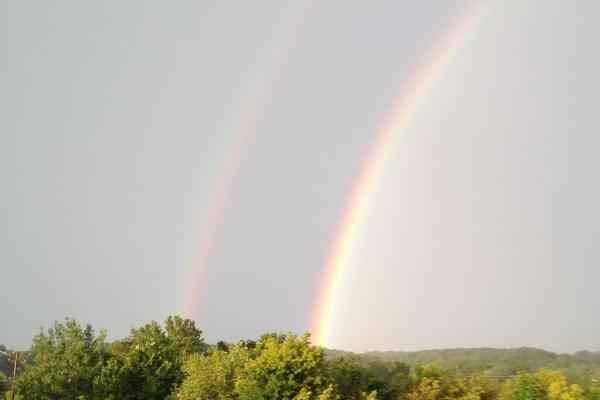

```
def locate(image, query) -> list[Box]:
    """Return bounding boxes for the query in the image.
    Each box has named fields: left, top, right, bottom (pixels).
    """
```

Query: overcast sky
left=1, top=0, right=599, bottom=353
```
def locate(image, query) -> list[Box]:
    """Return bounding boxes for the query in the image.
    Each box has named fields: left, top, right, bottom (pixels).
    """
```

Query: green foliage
left=406, top=376, right=443, bottom=400
left=500, top=369, right=585, bottom=400
left=326, top=354, right=374, bottom=399
left=500, top=373, right=545, bottom=400
left=325, top=354, right=410, bottom=400
left=0, top=348, right=13, bottom=378
left=178, top=333, right=335, bottom=400
left=360, top=391, right=378, bottom=400
left=177, top=343, right=250, bottom=400
left=236, top=333, right=333, bottom=399
left=165, top=315, right=208, bottom=356
left=406, top=363, right=499, bottom=400
left=14, top=318, right=108, bottom=400
left=94, top=316, right=204, bottom=400
left=0, top=372, right=8, bottom=395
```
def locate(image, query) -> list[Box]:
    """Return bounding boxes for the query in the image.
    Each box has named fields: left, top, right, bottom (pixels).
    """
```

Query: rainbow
left=310, top=0, right=493, bottom=347
left=181, top=1, right=316, bottom=319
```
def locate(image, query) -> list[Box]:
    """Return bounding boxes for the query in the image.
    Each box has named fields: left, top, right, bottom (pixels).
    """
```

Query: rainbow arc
left=310, top=0, right=493, bottom=347
left=182, top=1, right=316, bottom=319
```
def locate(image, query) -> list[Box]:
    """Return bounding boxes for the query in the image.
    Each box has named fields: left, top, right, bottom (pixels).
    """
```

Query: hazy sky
left=1, top=1, right=599, bottom=353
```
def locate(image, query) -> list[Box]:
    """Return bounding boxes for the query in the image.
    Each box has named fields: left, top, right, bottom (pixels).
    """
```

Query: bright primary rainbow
left=309, top=0, right=493, bottom=347
left=181, top=1, right=316, bottom=319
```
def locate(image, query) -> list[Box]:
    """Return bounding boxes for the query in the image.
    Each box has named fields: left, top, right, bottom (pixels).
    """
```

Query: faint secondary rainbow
left=181, top=1, right=316, bottom=319
left=310, top=0, right=493, bottom=347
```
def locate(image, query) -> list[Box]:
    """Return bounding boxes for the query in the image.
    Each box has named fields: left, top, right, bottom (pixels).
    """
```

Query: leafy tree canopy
left=94, top=315, right=204, bottom=400
left=15, top=318, right=108, bottom=400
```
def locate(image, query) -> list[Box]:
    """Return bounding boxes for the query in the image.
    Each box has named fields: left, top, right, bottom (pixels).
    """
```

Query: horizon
left=3, top=315, right=599, bottom=356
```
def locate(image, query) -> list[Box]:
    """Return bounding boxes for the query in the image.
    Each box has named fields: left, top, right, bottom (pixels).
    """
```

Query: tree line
left=0, top=316, right=598, bottom=399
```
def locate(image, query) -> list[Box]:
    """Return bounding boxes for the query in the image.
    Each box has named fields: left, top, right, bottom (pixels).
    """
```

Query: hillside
left=325, top=347, right=600, bottom=382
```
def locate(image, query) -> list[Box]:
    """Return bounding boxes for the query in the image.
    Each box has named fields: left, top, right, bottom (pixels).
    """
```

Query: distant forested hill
left=326, top=347, right=600, bottom=375
left=357, top=348, right=600, bottom=379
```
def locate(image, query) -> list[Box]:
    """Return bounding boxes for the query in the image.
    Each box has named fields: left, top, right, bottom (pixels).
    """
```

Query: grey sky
left=1, top=1, right=599, bottom=353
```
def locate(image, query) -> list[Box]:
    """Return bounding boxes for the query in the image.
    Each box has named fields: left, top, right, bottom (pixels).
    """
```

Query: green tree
left=165, top=315, right=207, bottom=357
left=0, top=348, right=12, bottom=378
left=537, top=369, right=584, bottom=400
left=0, top=372, right=8, bottom=396
left=178, top=333, right=335, bottom=400
left=365, top=359, right=411, bottom=399
left=326, top=355, right=410, bottom=400
left=501, top=373, right=545, bottom=400
left=500, top=370, right=584, bottom=400
left=326, top=355, right=373, bottom=399
left=235, top=333, right=335, bottom=400
left=465, top=373, right=500, bottom=400
left=406, top=377, right=443, bottom=400
left=177, top=342, right=250, bottom=400
left=95, top=316, right=204, bottom=400
left=407, top=363, right=497, bottom=400
left=14, top=318, right=107, bottom=400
